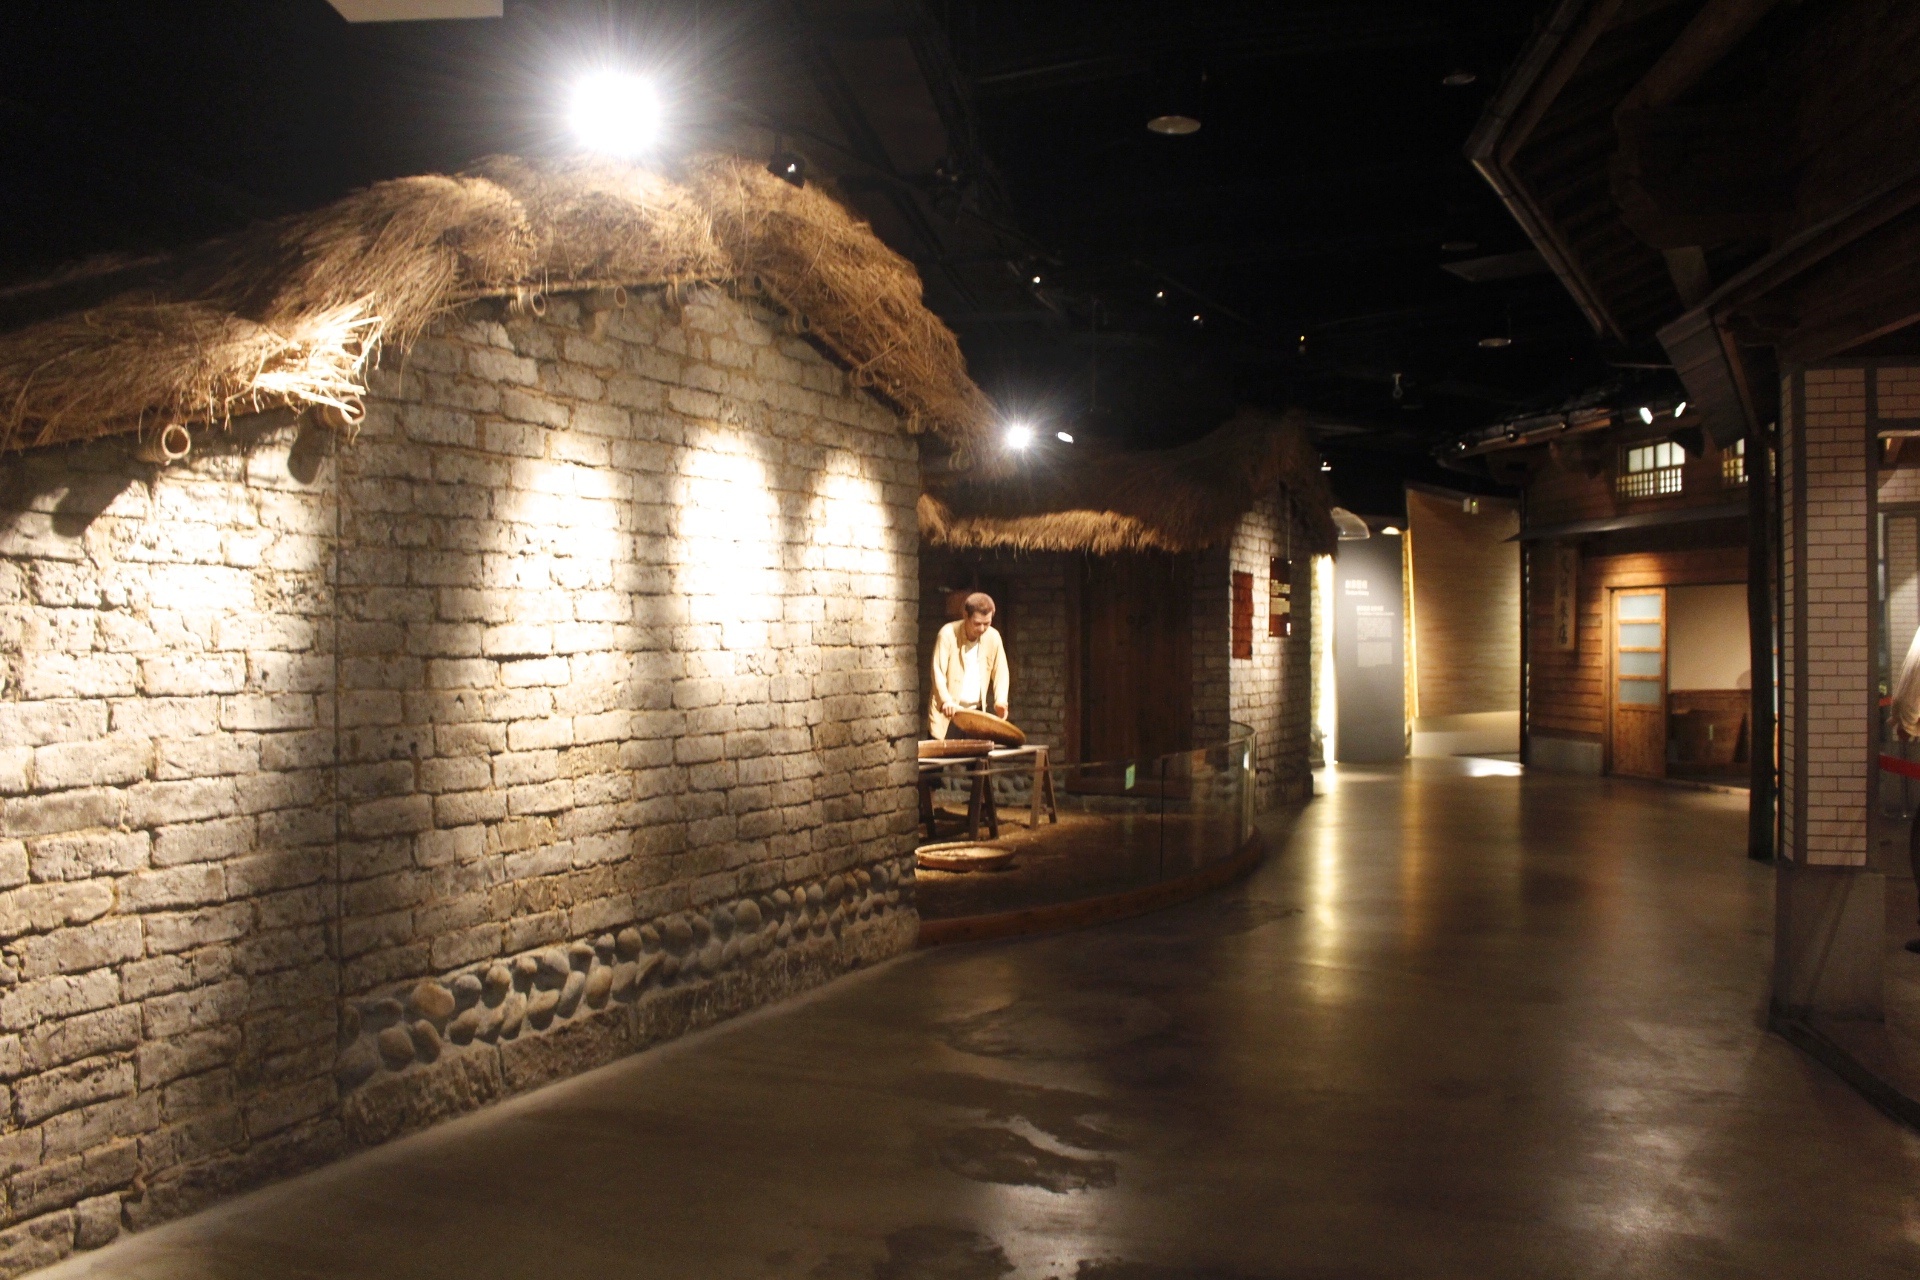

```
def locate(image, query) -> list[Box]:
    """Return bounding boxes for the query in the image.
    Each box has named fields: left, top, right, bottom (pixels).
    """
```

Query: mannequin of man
left=1893, top=622, right=1920, bottom=953
left=929, top=592, right=1009, bottom=740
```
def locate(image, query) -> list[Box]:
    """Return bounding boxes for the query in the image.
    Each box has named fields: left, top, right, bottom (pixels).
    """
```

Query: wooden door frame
left=1606, top=585, right=1668, bottom=777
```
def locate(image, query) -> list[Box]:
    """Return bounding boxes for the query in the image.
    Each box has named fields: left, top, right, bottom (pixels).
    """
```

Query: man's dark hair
left=963, top=592, right=996, bottom=618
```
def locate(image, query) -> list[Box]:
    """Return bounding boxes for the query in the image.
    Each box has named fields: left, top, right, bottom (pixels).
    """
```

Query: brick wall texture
left=1216, top=499, right=1314, bottom=808
left=1780, top=365, right=1877, bottom=866
left=0, top=286, right=921, bottom=1272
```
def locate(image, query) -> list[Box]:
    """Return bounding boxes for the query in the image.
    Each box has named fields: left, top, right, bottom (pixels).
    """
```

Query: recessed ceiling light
left=1005, top=423, right=1034, bottom=450
left=1030, top=274, right=1043, bottom=285
left=1478, top=336, right=1512, bottom=349
left=1320, top=460, right=1332, bottom=472
left=1147, top=114, right=1202, bottom=136
left=1442, top=69, right=1477, bottom=87
left=1056, top=431, right=1075, bottom=444
left=1441, top=240, right=1478, bottom=254
left=1154, top=289, right=1167, bottom=301
left=1190, top=313, right=1204, bottom=325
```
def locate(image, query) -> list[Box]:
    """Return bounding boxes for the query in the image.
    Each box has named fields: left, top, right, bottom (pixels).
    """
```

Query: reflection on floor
left=914, top=805, right=1278, bottom=921
left=40, top=760, right=1920, bottom=1280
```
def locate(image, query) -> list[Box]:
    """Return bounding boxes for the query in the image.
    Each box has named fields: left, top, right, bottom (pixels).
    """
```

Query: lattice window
left=1617, top=441, right=1684, bottom=499
left=1722, top=438, right=1747, bottom=486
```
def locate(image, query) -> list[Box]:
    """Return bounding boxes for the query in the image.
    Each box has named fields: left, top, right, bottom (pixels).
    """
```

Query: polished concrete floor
left=47, top=760, right=1920, bottom=1279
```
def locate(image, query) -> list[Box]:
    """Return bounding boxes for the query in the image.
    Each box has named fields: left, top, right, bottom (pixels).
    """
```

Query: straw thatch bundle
left=0, top=154, right=989, bottom=453
left=918, top=410, right=1338, bottom=556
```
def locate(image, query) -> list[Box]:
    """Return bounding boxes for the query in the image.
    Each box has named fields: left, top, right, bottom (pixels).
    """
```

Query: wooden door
left=1610, top=588, right=1667, bottom=778
left=1079, top=553, right=1194, bottom=762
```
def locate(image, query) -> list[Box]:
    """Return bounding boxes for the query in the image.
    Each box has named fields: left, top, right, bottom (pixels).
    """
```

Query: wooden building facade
left=1469, top=0, right=1920, bottom=1016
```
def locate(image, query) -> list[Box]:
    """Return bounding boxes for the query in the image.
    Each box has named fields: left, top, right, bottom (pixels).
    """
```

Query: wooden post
left=1747, top=420, right=1776, bottom=860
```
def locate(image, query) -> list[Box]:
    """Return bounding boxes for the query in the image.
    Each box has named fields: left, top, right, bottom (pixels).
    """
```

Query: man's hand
left=940, top=700, right=958, bottom=717
left=993, top=703, right=1008, bottom=720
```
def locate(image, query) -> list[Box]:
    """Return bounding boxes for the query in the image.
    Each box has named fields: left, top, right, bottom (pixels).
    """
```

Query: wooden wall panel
left=1406, top=489, right=1521, bottom=718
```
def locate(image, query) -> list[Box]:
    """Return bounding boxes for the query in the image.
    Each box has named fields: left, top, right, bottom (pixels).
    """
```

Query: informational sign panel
left=1549, top=543, right=1579, bottom=652
left=1334, top=534, right=1407, bottom=762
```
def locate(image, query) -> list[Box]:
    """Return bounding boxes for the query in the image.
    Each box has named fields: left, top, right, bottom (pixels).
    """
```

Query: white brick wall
left=0, top=286, right=921, bottom=1267
left=1780, top=366, right=1879, bottom=866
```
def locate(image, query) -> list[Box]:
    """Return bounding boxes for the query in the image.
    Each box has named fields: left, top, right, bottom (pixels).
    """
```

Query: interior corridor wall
left=0, top=287, right=921, bottom=1273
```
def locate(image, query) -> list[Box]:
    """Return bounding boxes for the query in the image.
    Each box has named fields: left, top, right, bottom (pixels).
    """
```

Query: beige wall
left=0, top=286, right=920, bottom=1269
left=1667, top=584, right=1749, bottom=690
left=1405, top=489, right=1520, bottom=719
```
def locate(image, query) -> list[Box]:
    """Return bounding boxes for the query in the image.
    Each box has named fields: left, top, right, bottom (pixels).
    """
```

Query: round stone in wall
left=484, top=964, right=512, bottom=1003
left=377, top=1025, right=415, bottom=1069
left=664, top=916, right=694, bottom=953
left=451, top=974, right=483, bottom=1007
left=408, top=981, right=455, bottom=1023
left=408, top=1019, right=442, bottom=1062
left=557, top=970, right=586, bottom=1017
left=585, top=967, right=613, bottom=1008
left=447, top=1007, right=482, bottom=1045
left=736, top=900, right=763, bottom=934
left=528, top=987, right=560, bottom=1028
left=616, top=927, right=643, bottom=960
left=500, top=991, right=527, bottom=1039
left=336, top=1039, right=379, bottom=1090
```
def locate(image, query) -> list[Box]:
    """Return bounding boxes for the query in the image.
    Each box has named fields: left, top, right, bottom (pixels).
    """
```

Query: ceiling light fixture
left=1441, top=240, right=1478, bottom=254
left=1320, top=460, right=1332, bottom=473
left=1441, top=69, right=1477, bottom=87
left=1031, top=274, right=1043, bottom=285
left=1478, top=336, right=1512, bottom=349
left=1190, top=313, right=1204, bottom=326
left=568, top=71, right=662, bottom=156
left=1147, top=114, right=1201, bottom=136
left=1674, top=401, right=1688, bottom=417
left=1056, top=431, right=1075, bottom=444
left=1381, top=526, right=1401, bottom=536
left=1005, top=423, right=1034, bottom=450
left=1639, top=406, right=1655, bottom=424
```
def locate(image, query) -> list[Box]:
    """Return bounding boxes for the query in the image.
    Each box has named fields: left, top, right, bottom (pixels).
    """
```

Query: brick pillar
left=1774, top=365, right=1883, bottom=1018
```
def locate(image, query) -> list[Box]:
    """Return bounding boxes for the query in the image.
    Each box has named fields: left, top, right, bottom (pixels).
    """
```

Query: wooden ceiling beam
left=1616, top=0, right=1784, bottom=117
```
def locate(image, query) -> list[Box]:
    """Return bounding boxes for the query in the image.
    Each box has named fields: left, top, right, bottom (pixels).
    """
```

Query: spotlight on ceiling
left=1190, top=313, right=1204, bottom=326
left=1005, top=423, right=1035, bottom=450
left=1154, top=289, right=1167, bottom=302
left=1381, top=525, right=1401, bottom=536
left=568, top=71, right=662, bottom=156
left=766, top=139, right=807, bottom=187
left=1147, top=114, right=1202, bottom=136
left=1639, top=406, right=1655, bottom=425
left=1478, top=335, right=1512, bottom=349
left=1674, top=400, right=1688, bottom=417
left=1442, top=69, right=1478, bottom=87
left=1056, top=431, right=1075, bottom=444
left=1320, top=460, right=1332, bottom=473
left=1031, top=274, right=1043, bottom=286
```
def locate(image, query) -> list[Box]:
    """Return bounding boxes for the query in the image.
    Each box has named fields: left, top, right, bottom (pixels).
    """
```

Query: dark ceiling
left=0, top=0, right=1609, bottom=512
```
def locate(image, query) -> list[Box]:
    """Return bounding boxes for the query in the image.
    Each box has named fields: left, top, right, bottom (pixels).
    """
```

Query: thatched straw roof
left=0, top=153, right=991, bottom=454
left=919, top=410, right=1338, bottom=556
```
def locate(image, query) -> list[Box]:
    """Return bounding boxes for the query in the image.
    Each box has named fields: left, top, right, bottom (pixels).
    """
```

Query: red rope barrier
left=1879, top=753, right=1920, bottom=780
